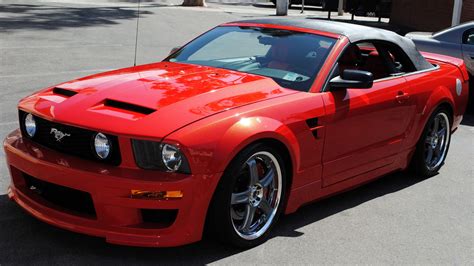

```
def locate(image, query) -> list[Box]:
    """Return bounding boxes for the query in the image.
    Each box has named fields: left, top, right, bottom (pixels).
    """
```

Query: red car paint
left=3, top=22, right=469, bottom=247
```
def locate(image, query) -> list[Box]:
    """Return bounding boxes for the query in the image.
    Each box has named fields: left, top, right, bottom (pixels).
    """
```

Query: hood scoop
left=103, top=99, right=156, bottom=115
left=53, top=87, right=78, bottom=97
left=88, top=99, right=156, bottom=121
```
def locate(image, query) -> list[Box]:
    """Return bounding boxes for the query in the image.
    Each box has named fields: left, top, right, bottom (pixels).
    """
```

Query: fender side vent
left=306, top=117, right=318, bottom=128
left=53, top=87, right=78, bottom=97
left=104, top=99, right=155, bottom=115
left=306, top=117, right=321, bottom=139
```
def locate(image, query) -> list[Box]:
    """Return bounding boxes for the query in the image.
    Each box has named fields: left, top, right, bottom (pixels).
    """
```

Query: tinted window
left=337, top=41, right=416, bottom=80
left=167, top=26, right=337, bottom=92
left=463, top=29, right=474, bottom=45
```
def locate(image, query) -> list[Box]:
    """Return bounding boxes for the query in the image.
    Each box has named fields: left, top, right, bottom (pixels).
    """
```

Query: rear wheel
left=207, top=143, right=287, bottom=248
left=411, top=107, right=451, bottom=177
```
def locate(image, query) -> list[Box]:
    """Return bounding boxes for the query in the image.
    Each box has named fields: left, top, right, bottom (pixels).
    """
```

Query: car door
left=461, top=28, right=474, bottom=75
left=320, top=43, right=415, bottom=187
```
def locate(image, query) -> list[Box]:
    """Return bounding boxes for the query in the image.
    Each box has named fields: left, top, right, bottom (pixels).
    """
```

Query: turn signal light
left=131, top=190, right=183, bottom=200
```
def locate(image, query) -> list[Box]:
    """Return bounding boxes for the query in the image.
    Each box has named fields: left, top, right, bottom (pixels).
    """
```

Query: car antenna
left=133, top=0, right=141, bottom=67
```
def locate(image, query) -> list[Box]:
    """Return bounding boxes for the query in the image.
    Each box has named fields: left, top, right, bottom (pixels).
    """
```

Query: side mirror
left=329, top=69, right=374, bottom=89
left=169, top=46, right=181, bottom=55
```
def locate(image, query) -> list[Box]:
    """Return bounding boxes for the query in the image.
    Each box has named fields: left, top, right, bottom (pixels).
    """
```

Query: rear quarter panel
left=402, top=58, right=469, bottom=154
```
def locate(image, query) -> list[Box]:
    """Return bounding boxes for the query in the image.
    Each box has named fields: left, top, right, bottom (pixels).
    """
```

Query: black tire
left=410, top=107, right=452, bottom=177
left=207, top=143, right=287, bottom=248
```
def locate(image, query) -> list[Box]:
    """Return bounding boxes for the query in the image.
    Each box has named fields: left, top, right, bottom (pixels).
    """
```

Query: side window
left=337, top=41, right=393, bottom=80
left=379, top=44, right=417, bottom=74
left=462, top=29, right=474, bottom=45
left=337, top=41, right=417, bottom=81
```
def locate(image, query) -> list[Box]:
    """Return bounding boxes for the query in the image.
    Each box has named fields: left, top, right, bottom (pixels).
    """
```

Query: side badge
left=456, top=79, right=462, bottom=96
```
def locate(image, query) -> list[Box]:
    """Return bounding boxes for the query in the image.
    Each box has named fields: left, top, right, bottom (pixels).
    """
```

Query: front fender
left=166, top=115, right=300, bottom=176
left=213, top=116, right=300, bottom=175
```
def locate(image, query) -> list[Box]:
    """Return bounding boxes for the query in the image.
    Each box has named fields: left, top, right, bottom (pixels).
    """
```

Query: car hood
left=19, top=62, right=295, bottom=139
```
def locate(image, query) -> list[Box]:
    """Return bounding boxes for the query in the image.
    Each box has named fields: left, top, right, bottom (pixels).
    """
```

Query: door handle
left=396, top=91, right=410, bottom=103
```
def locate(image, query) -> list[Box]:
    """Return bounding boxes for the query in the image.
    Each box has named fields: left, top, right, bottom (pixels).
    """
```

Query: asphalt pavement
left=0, top=0, right=473, bottom=264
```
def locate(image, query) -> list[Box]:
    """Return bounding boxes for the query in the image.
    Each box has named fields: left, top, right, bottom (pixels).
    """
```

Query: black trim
left=306, top=117, right=319, bottom=139
left=141, top=209, right=178, bottom=227
left=23, top=173, right=96, bottom=218
left=52, top=87, right=78, bottom=97
left=131, top=139, right=191, bottom=174
left=306, top=117, right=319, bottom=128
left=19, top=110, right=121, bottom=166
left=104, top=99, right=155, bottom=115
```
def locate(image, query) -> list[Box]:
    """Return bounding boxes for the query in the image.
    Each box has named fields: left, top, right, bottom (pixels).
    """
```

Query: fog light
left=131, top=190, right=183, bottom=200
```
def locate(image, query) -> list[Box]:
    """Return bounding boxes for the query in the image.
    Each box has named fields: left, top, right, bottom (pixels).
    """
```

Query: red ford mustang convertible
left=4, top=19, right=469, bottom=248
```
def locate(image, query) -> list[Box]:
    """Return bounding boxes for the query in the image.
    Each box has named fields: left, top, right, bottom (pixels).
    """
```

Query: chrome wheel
left=424, top=112, right=450, bottom=171
left=230, top=151, right=282, bottom=240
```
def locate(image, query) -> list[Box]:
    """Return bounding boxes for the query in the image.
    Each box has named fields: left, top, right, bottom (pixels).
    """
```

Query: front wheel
left=411, top=107, right=452, bottom=177
left=207, top=143, right=287, bottom=248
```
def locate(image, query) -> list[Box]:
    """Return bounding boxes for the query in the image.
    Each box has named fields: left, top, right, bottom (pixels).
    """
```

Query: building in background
left=391, top=0, right=473, bottom=32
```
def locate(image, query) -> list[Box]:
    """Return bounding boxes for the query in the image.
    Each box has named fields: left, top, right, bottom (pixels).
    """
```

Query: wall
left=390, top=0, right=474, bottom=32
left=461, top=0, right=474, bottom=23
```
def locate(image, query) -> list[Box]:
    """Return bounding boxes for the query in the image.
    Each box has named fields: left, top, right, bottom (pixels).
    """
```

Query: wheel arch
left=203, top=131, right=297, bottom=242
left=210, top=116, right=300, bottom=180
left=437, top=101, right=454, bottom=124
left=235, top=137, right=294, bottom=195
left=422, top=99, right=455, bottom=132
left=206, top=116, right=300, bottom=212
left=416, top=85, right=456, bottom=142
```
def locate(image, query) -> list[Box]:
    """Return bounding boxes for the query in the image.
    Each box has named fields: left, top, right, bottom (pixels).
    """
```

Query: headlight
left=161, top=144, right=183, bottom=171
left=24, top=113, right=36, bottom=138
left=132, top=140, right=191, bottom=174
left=94, top=133, right=111, bottom=159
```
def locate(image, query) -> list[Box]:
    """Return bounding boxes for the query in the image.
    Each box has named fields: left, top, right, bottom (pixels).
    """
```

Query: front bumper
left=3, top=129, right=221, bottom=247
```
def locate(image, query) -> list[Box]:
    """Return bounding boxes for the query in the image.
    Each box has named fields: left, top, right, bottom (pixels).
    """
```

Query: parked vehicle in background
left=346, top=0, right=392, bottom=18
left=270, top=0, right=322, bottom=9
left=407, top=22, right=474, bottom=112
left=270, top=0, right=391, bottom=17
left=406, top=22, right=474, bottom=76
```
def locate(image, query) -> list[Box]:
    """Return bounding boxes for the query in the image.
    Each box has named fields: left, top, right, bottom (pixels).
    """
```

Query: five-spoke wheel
left=207, top=143, right=287, bottom=248
left=230, top=152, right=282, bottom=240
left=412, top=107, right=452, bottom=177
left=424, top=112, right=450, bottom=171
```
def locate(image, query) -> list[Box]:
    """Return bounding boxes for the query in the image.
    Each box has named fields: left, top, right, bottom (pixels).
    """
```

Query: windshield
left=166, top=26, right=337, bottom=92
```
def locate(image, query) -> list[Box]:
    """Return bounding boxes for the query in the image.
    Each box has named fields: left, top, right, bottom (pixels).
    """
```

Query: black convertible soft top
left=231, top=18, right=434, bottom=71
